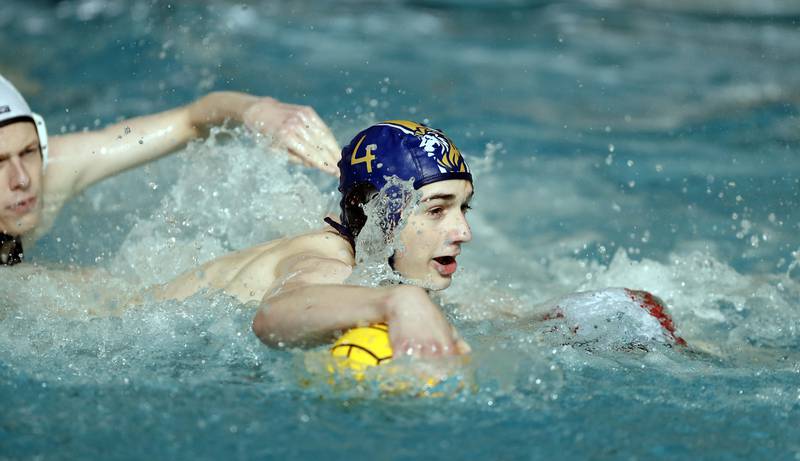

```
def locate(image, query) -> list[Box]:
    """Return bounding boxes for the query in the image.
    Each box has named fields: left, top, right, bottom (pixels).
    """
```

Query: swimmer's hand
left=243, top=98, right=340, bottom=176
left=385, top=286, right=471, bottom=358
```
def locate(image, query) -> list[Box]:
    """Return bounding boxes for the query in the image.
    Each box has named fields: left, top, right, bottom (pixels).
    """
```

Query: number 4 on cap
left=350, top=135, right=377, bottom=173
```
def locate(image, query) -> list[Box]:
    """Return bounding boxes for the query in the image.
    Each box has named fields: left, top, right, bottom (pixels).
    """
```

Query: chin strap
left=323, top=217, right=355, bottom=249
left=0, top=233, right=23, bottom=266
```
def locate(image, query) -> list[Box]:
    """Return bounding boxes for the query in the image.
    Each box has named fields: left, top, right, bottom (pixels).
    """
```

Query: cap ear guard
left=31, top=112, right=48, bottom=171
left=341, top=182, right=376, bottom=239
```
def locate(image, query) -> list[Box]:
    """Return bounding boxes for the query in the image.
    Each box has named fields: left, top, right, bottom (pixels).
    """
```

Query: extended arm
left=252, top=256, right=469, bottom=357
left=46, top=91, right=339, bottom=200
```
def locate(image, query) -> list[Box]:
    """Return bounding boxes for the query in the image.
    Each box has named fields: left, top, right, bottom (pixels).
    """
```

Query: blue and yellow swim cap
left=336, top=120, right=472, bottom=238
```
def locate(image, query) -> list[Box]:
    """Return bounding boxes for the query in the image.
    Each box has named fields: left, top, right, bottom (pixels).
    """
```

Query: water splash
left=347, top=177, right=420, bottom=288
left=111, top=125, right=330, bottom=286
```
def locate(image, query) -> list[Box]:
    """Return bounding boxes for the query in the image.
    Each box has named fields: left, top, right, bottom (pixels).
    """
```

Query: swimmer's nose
left=9, top=158, right=31, bottom=190
left=449, top=211, right=472, bottom=244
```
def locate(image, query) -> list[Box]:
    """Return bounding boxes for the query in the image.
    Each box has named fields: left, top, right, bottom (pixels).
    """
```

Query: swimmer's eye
left=461, top=204, right=472, bottom=214
left=427, top=207, right=444, bottom=218
left=21, top=148, right=37, bottom=156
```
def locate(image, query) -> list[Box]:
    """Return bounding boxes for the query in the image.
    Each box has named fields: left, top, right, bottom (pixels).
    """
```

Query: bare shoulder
left=265, top=229, right=355, bottom=297
left=155, top=237, right=285, bottom=301
left=155, top=228, right=353, bottom=303
left=275, top=228, right=354, bottom=266
left=38, top=130, right=143, bottom=242
left=35, top=134, right=98, bottom=233
left=223, top=227, right=352, bottom=280
left=45, top=134, right=94, bottom=194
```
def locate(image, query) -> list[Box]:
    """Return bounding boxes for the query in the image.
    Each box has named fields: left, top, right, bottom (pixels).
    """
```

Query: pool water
left=2, top=1, right=799, bottom=459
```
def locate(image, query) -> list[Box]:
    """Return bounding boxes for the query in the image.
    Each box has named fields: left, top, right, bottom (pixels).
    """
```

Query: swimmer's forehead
left=0, top=121, right=37, bottom=155
left=418, top=179, right=473, bottom=202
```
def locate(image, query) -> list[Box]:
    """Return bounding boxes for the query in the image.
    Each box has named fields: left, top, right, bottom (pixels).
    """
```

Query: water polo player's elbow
left=252, top=308, right=281, bottom=347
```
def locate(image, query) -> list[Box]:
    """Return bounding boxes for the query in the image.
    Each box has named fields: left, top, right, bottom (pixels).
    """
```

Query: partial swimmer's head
left=0, top=75, right=48, bottom=235
left=337, top=121, right=474, bottom=289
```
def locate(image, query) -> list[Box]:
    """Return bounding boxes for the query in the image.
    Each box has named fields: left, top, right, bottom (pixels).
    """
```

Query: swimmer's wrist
left=380, top=285, right=427, bottom=321
left=188, top=92, right=263, bottom=131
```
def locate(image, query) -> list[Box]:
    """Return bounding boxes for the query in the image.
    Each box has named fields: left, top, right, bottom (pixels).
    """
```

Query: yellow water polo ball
left=326, top=323, right=470, bottom=396
left=330, top=323, right=392, bottom=375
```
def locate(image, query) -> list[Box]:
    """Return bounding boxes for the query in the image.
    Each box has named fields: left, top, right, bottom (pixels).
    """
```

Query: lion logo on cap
left=379, top=120, right=469, bottom=174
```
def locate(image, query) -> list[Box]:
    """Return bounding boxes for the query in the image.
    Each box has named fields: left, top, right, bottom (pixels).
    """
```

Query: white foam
left=111, top=125, right=330, bottom=286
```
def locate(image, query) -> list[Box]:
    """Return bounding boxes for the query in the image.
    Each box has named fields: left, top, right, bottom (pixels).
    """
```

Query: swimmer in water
left=0, top=73, right=339, bottom=266
left=158, top=121, right=473, bottom=357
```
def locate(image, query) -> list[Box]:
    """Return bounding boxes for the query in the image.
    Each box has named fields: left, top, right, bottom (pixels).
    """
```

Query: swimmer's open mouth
left=433, top=256, right=455, bottom=265
left=432, top=255, right=458, bottom=277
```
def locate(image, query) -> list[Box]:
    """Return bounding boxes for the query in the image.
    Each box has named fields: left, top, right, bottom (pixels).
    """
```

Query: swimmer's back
left=155, top=227, right=353, bottom=303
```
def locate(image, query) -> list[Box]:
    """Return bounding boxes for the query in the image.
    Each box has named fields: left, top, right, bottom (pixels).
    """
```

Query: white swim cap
left=0, top=74, right=48, bottom=170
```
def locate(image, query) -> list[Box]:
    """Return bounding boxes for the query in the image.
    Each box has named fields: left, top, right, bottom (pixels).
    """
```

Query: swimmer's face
left=393, top=179, right=473, bottom=290
left=0, top=121, right=43, bottom=236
